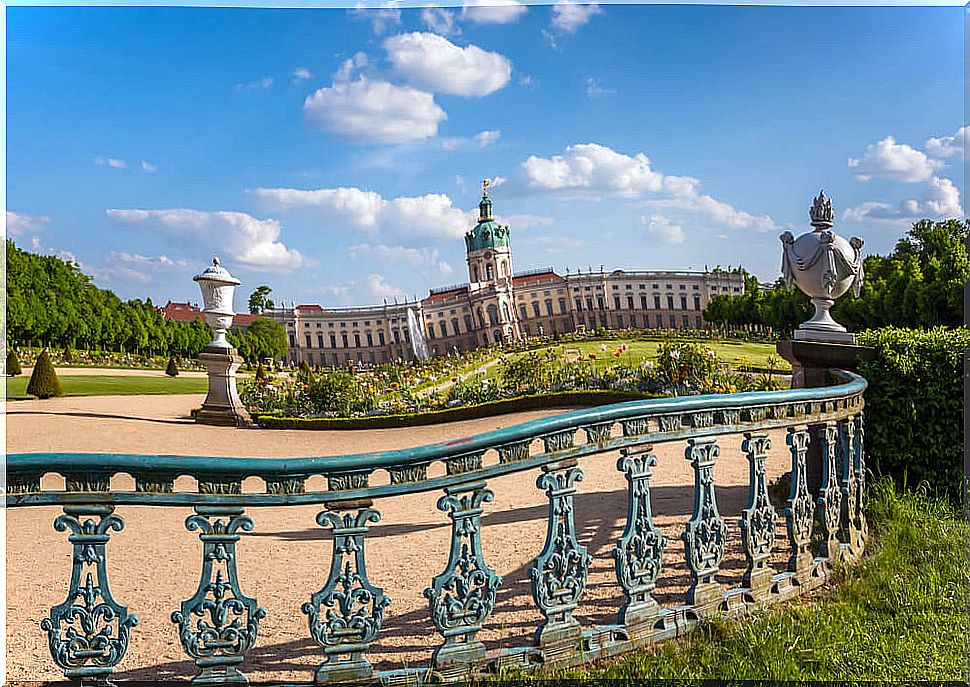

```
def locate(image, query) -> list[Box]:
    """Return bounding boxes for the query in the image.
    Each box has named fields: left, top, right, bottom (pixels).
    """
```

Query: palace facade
left=267, top=185, right=745, bottom=366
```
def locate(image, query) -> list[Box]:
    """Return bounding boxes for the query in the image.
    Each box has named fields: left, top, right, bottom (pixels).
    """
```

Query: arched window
left=487, top=303, right=499, bottom=326
left=502, top=302, right=510, bottom=321
left=493, top=330, right=502, bottom=343
left=501, top=261, right=508, bottom=277
left=477, top=308, right=485, bottom=327
left=473, top=266, right=480, bottom=282
left=486, top=263, right=494, bottom=280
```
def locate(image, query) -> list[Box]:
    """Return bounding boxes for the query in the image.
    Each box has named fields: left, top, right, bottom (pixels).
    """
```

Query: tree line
left=703, top=219, right=969, bottom=335
left=6, top=240, right=286, bottom=363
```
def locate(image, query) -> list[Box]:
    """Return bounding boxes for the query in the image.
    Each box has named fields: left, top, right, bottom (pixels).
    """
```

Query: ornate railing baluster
left=41, top=505, right=138, bottom=686
left=739, top=433, right=777, bottom=600
left=784, top=426, right=814, bottom=580
left=172, top=506, right=266, bottom=686
left=612, top=446, right=667, bottom=635
left=853, top=413, right=868, bottom=547
left=816, top=422, right=842, bottom=562
left=530, top=459, right=592, bottom=648
left=302, top=502, right=389, bottom=685
left=838, top=418, right=861, bottom=557
left=424, top=482, right=501, bottom=675
left=682, top=439, right=728, bottom=610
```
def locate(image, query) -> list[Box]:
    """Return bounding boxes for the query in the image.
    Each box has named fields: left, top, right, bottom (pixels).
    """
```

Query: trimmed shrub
left=165, top=357, right=179, bottom=377
left=7, top=349, right=22, bottom=376
left=857, top=326, right=968, bottom=501
left=255, top=363, right=267, bottom=382
left=26, top=349, right=64, bottom=399
left=62, top=346, right=73, bottom=364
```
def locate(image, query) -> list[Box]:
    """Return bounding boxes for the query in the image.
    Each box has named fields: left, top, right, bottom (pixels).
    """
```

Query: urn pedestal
left=196, top=347, right=253, bottom=427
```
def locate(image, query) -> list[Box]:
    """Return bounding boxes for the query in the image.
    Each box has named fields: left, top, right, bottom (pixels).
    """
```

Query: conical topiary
left=62, top=346, right=74, bottom=364
left=7, top=349, right=22, bottom=376
left=165, top=356, right=179, bottom=377
left=26, top=350, right=63, bottom=399
left=255, top=363, right=267, bottom=382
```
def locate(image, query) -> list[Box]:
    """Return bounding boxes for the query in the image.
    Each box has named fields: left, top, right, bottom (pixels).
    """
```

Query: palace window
left=305, top=335, right=312, bottom=348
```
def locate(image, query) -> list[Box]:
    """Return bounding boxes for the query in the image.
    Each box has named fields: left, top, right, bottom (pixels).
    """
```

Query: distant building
left=159, top=301, right=258, bottom=329
left=266, top=182, right=746, bottom=366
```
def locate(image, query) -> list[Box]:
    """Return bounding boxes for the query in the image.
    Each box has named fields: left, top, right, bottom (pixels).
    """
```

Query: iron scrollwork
left=739, top=433, right=777, bottom=597
left=41, top=505, right=138, bottom=685
left=530, top=462, right=592, bottom=647
left=682, top=439, right=728, bottom=609
left=838, top=418, right=860, bottom=556
left=425, top=483, right=502, bottom=669
left=612, top=447, right=667, bottom=630
left=853, top=413, right=868, bottom=547
left=302, top=507, right=389, bottom=684
left=172, top=507, right=265, bottom=686
left=784, top=426, right=814, bottom=578
left=816, top=422, right=842, bottom=561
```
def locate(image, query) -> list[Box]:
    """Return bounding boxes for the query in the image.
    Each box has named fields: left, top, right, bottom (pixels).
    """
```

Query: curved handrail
left=6, top=370, right=866, bottom=507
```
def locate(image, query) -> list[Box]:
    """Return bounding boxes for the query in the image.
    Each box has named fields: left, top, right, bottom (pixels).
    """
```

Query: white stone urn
left=780, top=191, right=865, bottom=342
left=193, top=257, right=241, bottom=349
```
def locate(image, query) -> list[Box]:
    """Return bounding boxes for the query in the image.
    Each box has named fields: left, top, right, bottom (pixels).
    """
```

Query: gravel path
left=7, top=393, right=795, bottom=682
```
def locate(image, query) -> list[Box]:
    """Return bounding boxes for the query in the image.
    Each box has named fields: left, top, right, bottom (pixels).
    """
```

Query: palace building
left=267, top=182, right=745, bottom=366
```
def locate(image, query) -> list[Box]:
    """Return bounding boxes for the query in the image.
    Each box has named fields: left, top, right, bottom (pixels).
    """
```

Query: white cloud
left=925, top=126, right=967, bottom=159
left=321, top=273, right=408, bottom=304
left=332, top=52, right=369, bottom=83
left=551, top=1, right=602, bottom=32
left=292, top=67, right=313, bottom=83
left=235, top=76, right=274, bottom=92
left=95, top=251, right=192, bottom=284
left=489, top=175, right=507, bottom=188
left=421, top=7, right=460, bottom=35
left=94, top=156, right=127, bottom=169
left=6, top=211, right=50, bottom=238
left=585, top=77, right=614, bottom=97
left=521, top=142, right=777, bottom=231
left=250, top=186, right=478, bottom=241
left=644, top=214, right=685, bottom=244
left=140, top=160, right=158, bottom=173
left=348, top=243, right=453, bottom=276
left=541, top=29, right=560, bottom=51
left=349, top=1, right=401, bottom=35
left=848, top=135, right=944, bottom=183
left=474, top=129, right=502, bottom=147
left=384, top=32, right=511, bottom=97
left=519, top=74, right=535, bottom=88
left=304, top=77, right=446, bottom=145
left=843, top=175, right=964, bottom=225
left=462, top=0, right=527, bottom=24
left=105, top=208, right=304, bottom=270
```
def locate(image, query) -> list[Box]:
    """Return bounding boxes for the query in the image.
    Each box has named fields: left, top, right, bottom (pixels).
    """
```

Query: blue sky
left=6, top=4, right=965, bottom=308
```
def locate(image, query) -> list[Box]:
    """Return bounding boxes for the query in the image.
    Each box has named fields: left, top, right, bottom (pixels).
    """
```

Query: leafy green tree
left=7, top=349, right=22, bottom=376
left=248, top=285, right=274, bottom=314
left=26, top=350, right=63, bottom=399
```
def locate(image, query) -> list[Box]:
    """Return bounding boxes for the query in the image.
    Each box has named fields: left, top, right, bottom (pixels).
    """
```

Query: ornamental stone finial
left=780, top=192, right=865, bottom=343
left=809, top=190, right=835, bottom=230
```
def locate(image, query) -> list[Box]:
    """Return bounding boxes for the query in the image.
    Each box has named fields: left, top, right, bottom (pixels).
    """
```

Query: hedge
left=857, top=326, right=967, bottom=501
left=254, top=390, right=655, bottom=430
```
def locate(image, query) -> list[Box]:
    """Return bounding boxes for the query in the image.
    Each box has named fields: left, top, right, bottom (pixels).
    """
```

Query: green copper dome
left=465, top=183, right=511, bottom=252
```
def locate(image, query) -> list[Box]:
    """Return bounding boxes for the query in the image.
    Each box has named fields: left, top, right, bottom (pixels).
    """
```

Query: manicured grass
left=500, top=480, right=967, bottom=682
left=7, top=374, right=208, bottom=399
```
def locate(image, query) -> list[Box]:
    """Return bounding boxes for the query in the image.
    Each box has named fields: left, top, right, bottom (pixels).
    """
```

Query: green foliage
left=501, top=349, right=558, bottom=391
left=165, top=356, right=179, bottom=377
left=247, top=285, right=274, bottom=314
left=857, top=326, right=968, bottom=501
left=228, top=316, right=287, bottom=365
left=25, top=349, right=63, bottom=399
left=6, top=349, right=22, bottom=376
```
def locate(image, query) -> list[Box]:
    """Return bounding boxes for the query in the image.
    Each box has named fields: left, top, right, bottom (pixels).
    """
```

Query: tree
left=7, top=349, right=22, bottom=376
left=26, top=350, right=63, bottom=398
left=248, top=285, right=274, bottom=314
left=232, top=316, right=287, bottom=365
left=165, top=357, right=179, bottom=377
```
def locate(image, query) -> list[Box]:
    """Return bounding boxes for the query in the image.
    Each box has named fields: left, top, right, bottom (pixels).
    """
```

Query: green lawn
left=498, top=480, right=967, bottom=682
left=7, top=374, right=209, bottom=399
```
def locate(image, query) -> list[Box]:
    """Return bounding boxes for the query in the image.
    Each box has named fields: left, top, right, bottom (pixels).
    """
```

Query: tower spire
left=478, top=178, right=494, bottom=221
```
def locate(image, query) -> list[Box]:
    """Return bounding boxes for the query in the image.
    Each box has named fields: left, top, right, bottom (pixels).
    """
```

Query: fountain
left=407, top=307, right=430, bottom=362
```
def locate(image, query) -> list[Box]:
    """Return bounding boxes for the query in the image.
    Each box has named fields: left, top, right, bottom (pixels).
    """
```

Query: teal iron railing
left=7, top=369, right=868, bottom=686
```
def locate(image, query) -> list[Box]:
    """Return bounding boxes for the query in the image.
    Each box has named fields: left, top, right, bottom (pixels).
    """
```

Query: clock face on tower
left=484, top=251, right=492, bottom=260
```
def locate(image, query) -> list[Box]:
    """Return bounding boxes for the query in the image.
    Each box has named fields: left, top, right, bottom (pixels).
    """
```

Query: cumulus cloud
left=349, top=1, right=401, bottom=35
left=925, top=126, right=967, bottom=158
left=442, top=129, right=502, bottom=151
left=94, top=252, right=192, bottom=284
left=462, top=0, right=527, bottom=24
left=384, top=33, right=511, bottom=97
left=250, top=186, right=478, bottom=241
left=474, top=129, right=502, bottom=147
left=644, top=214, right=684, bottom=244
left=348, top=243, right=453, bottom=276
left=105, top=208, right=304, bottom=270
left=94, top=156, right=127, bottom=169
left=321, top=273, right=408, bottom=304
left=551, top=1, right=602, bottom=32
left=421, top=7, right=460, bottom=35
left=521, top=142, right=777, bottom=231
left=843, top=175, right=964, bottom=225
left=848, top=135, right=944, bottom=183
left=140, top=160, right=158, bottom=173
left=292, top=67, right=313, bottom=83
left=304, top=77, right=446, bottom=145
left=6, top=211, right=51, bottom=238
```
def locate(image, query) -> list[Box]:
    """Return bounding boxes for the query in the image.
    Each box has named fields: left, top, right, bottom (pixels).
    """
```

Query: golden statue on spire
left=482, top=178, right=490, bottom=197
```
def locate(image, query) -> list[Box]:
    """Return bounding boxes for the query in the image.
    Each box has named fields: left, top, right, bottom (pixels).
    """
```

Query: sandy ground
left=7, top=393, right=795, bottom=682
